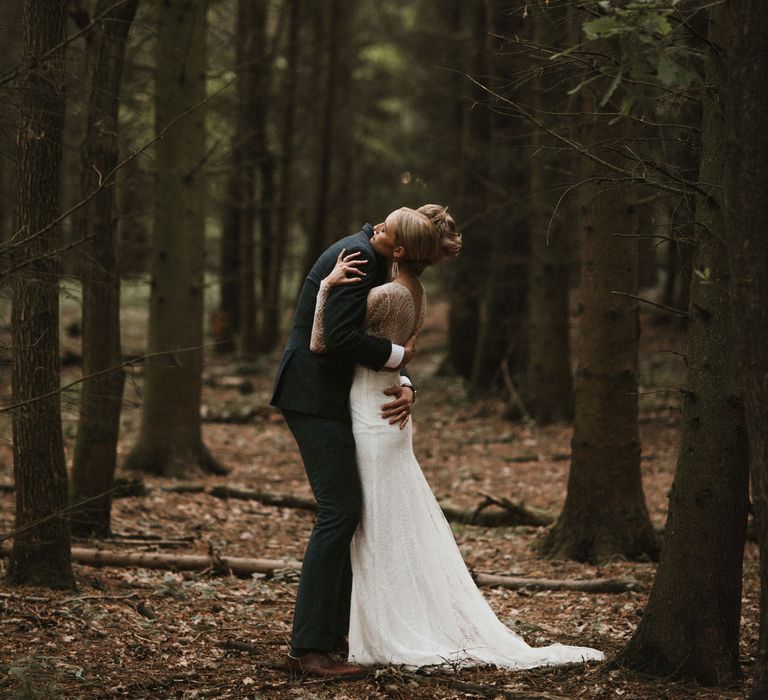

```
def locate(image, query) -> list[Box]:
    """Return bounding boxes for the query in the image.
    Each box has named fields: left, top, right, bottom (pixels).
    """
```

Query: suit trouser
left=282, top=409, right=362, bottom=652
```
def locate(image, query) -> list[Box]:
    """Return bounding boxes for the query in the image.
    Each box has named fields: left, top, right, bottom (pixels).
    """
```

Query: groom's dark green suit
left=271, top=223, right=409, bottom=652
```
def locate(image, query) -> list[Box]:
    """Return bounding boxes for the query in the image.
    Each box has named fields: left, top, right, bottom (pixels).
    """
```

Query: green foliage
left=357, top=42, right=408, bottom=77
left=578, top=1, right=705, bottom=110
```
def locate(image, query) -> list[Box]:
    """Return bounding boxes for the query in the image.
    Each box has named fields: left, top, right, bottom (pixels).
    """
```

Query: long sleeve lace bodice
left=311, top=280, right=426, bottom=353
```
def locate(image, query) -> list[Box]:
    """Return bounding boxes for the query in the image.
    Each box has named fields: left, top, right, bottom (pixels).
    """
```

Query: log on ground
left=0, top=543, right=299, bottom=577
left=0, top=544, right=638, bottom=592
left=209, top=485, right=556, bottom=528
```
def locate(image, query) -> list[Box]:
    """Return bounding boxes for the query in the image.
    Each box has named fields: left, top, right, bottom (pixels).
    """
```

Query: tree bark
left=724, top=2, right=768, bottom=696
left=527, top=1, right=575, bottom=423
left=124, top=0, right=224, bottom=478
left=257, top=154, right=276, bottom=350
left=6, top=0, right=74, bottom=589
left=449, top=3, right=530, bottom=400
left=618, top=9, right=749, bottom=685
left=267, top=0, right=300, bottom=351
left=445, top=0, right=528, bottom=398
left=442, top=0, right=475, bottom=379
left=217, top=157, right=242, bottom=351
left=302, top=0, right=344, bottom=277
left=236, top=0, right=266, bottom=359
left=459, top=0, right=494, bottom=391
left=254, top=0, right=280, bottom=353
left=539, top=89, right=658, bottom=563
left=70, top=0, right=138, bottom=538
left=0, top=1, right=24, bottom=245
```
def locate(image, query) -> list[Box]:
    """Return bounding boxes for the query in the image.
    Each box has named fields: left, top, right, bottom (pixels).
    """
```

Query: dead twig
left=610, top=290, right=689, bottom=317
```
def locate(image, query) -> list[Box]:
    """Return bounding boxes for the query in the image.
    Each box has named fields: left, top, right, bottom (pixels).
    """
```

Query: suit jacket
left=271, top=224, right=408, bottom=422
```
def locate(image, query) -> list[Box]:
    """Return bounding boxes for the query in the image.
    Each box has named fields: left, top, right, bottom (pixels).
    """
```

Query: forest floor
left=0, top=289, right=759, bottom=699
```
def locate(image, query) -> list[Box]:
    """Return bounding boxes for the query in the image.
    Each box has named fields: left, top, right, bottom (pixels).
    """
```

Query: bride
left=310, top=206, right=604, bottom=670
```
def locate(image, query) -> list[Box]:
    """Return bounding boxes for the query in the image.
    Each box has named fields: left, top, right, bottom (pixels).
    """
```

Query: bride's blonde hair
left=392, top=205, right=462, bottom=276
left=394, top=207, right=440, bottom=276
left=417, top=204, right=462, bottom=261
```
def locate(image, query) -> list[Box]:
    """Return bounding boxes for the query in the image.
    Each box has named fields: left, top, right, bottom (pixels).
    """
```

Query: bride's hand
left=323, top=249, right=368, bottom=287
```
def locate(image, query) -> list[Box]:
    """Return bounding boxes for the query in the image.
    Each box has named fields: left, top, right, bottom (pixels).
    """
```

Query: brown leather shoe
left=285, top=651, right=367, bottom=679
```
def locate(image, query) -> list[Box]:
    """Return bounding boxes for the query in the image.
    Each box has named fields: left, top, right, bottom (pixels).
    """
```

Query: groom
left=271, top=217, right=416, bottom=678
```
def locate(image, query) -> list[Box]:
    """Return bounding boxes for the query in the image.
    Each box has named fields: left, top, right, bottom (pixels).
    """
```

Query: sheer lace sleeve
left=313, top=280, right=425, bottom=353
left=363, top=286, right=391, bottom=333
left=310, top=280, right=331, bottom=353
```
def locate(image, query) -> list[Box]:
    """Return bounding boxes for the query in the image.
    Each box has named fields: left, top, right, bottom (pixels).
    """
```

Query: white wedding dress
left=313, top=279, right=604, bottom=670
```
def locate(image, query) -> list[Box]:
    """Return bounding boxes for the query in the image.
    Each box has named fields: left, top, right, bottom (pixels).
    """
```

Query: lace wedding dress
left=312, top=279, right=604, bottom=669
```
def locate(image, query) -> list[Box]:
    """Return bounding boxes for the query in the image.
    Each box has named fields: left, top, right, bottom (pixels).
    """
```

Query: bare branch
left=0, top=78, right=236, bottom=274
left=0, top=1, right=134, bottom=89
left=467, top=72, right=702, bottom=198
left=0, top=342, right=225, bottom=415
left=610, top=290, right=689, bottom=317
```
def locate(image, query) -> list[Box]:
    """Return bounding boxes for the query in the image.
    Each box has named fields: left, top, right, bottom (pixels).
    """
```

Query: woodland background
left=1, top=1, right=767, bottom=698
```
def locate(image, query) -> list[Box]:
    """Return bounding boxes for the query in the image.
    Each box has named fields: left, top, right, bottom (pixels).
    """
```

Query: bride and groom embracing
left=270, top=204, right=603, bottom=679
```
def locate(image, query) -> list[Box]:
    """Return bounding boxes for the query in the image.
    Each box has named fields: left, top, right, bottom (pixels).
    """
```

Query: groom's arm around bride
left=271, top=222, right=412, bottom=423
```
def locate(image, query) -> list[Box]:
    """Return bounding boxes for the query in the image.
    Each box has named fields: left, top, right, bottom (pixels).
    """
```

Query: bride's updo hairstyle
left=417, top=204, right=462, bottom=261
left=394, top=207, right=441, bottom=276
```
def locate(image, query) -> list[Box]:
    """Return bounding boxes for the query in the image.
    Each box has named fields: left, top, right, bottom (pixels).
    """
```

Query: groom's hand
left=381, top=385, right=414, bottom=430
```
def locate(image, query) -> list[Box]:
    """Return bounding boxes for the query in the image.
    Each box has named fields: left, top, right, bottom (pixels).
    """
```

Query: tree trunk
left=254, top=0, right=280, bottom=352
left=618, top=9, right=749, bottom=685
left=0, top=1, right=23, bottom=245
left=442, top=0, right=475, bottom=379
left=236, top=0, right=266, bottom=359
left=70, top=0, right=138, bottom=538
left=6, top=0, right=74, bottom=589
left=302, top=0, right=342, bottom=277
left=526, top=0, right=575, bottom=423
left=124, top=0, right=224, bottom=478
left=257, top=153, right=276, bottom=350
left=462, top=0, right=496, bottom=392
left=450, top=0, right=511, bottom=393
left=447, top=2, right=529, bottom=399
left=217, top=158, right=242, bottom=352
left=269, top=0, right=300, bottom=350
left=724, top=2, right=768, bottom=696
left=539, top=98, right=658, bottom=563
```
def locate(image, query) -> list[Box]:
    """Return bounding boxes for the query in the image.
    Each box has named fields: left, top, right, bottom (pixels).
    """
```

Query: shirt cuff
left=384, top=343, right=404, bottom=369
left=399, top=375, right=413, bottom=388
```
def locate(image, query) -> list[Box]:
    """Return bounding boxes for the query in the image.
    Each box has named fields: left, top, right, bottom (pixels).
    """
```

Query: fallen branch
left=162, top=483, right=206, bottom=494
left=210, top=486, right=555, bottom=529
left=501, top=359, right=532, bottom=423
left=472, top=573, right=639, bottom=594
left=466, top=493, right=555, bottom=528
left=0, top=544, right=638, bottom=592
left=0, top=543, right=299, bottom=577
left=402, top=670, right=569, bottom=700
left=219, top=640, right=261, bottom=654
left=110, top=532, right=196, bottom=543
left=0, top=591, right=50, bottom=603
left=210, top=485, right=317, bottom=511
left=97, top=538, right=192, bottom=548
